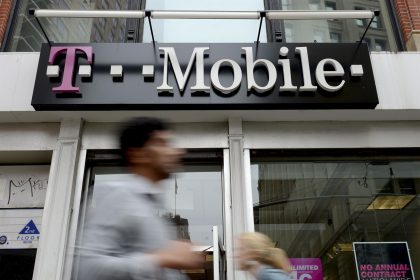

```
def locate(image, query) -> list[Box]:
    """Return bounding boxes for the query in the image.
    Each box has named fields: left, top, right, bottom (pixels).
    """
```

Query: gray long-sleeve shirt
left=77, top=174, right=187, bottom=280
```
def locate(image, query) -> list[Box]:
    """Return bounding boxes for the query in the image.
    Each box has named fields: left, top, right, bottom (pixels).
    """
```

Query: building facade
left=0, top=1, right=419, bottom=280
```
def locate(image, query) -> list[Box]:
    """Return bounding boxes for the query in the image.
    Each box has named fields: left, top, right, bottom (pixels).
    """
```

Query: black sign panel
left=354, top=242, right=415, bottom=280
left=32, top=43, right=378, bottom=110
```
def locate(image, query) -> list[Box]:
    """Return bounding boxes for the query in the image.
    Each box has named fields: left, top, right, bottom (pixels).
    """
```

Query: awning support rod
left=145, top=11, right=156, bottom=45
left=29, top=9, right=52, bottom=47
left=256, top=12, right=266, bottom=45
left=358, top=10, right=380, bottom=48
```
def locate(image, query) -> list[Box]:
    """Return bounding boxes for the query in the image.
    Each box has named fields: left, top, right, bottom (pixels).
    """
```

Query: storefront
left=0, top=1, right=419, bottom=280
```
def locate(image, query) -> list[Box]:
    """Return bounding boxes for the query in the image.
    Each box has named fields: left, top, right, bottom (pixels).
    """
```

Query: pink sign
left=48, top=46, right=93, bottom=93
left=290, top=258, right=323, bottom=280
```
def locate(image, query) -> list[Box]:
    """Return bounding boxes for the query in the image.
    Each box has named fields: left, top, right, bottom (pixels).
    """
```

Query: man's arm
left=76, top=189, right=203, bottom=280
left=77, top=214, right=162, bottom=280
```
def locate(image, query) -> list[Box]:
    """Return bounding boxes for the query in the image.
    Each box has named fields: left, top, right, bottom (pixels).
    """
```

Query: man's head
left=120, top=117, right=184, bottom=182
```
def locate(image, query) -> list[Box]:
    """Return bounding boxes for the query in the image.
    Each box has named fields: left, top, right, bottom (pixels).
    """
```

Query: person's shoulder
left=92, top=179, right=149, bottom=212
left=94, top=180, right=132, bottom=199
left=259, top=266, right=292, bottom=280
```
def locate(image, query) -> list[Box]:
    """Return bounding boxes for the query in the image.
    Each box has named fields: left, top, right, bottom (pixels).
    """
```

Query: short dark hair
left=119, top=117, right=170, bottom=164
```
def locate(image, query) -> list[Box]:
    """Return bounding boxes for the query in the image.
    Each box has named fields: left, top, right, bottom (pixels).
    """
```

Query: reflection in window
left=355, top=7, right=366, bottom=27
left=372, top=16, right=382, bottom=29
left=98, top=18, right=106, bottom=29
left=314, top=30, right=326, bottom=42
left=101, top=0, right=108, bottom=9
left=282, top=0, right=292, bottom=10
left=272, top=0, right=398, bottom=51
left=374, top=39, right=387, bottom=51
left=325, top=1, right=336, bottom=10
left=107, top=31, right=114, bottom=43
left=284, top=24, right=294, bottom=42
left=356, top=18, right=365, bottom=27
left=143, top=0, right=266, bottom=43
left=309, top=0, right=320, bottom=11
left=57, top=19, right=69, bottom=41
left=6, top=0, right=130, bottom=51
left=250, top=159, right=419, bottom=279
left=330, top=32, right=341, bottom=43
left=86, top=164, right=224, bottom=245
left=160, top=165, right=224, bottom=244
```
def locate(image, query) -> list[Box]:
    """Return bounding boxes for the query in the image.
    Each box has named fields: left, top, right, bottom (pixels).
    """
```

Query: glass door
left=73, top=149, right=226, bottom=280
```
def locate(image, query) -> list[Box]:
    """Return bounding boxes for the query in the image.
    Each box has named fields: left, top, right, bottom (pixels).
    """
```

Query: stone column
left=32, top=119, right=83, bottom=280
left=228, top=117, right=253, bottom=280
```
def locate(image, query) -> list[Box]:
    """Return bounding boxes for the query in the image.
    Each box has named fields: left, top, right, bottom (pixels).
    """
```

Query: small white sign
left=0, top=209, right=43, bottom=249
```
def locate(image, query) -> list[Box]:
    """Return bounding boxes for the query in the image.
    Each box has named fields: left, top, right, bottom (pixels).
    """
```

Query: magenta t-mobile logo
left=47, top=46, right=93, bottom=93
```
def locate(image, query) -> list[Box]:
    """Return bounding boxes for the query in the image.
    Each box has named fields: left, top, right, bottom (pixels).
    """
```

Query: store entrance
left=73, top=150, right=226, bottom=280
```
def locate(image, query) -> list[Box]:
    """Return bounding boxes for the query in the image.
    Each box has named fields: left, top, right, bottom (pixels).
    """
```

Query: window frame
left=2, top=0, right=406, bottom=51
left=2, top=0, right=146, bottom=51
left=68, top=148, right=228, bottom=279
left=263, top=0, right=405, bottom=51
left=245, top=148, right=420, bottom=278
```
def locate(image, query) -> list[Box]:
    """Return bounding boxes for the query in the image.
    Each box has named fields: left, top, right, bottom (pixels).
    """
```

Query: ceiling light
left=337, top=243, right=353, bottom=252
left=367, top=195, right=416, bottom=210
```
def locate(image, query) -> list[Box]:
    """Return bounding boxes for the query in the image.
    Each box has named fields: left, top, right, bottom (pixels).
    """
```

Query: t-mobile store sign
left=32, top=43, right=378, bottom=110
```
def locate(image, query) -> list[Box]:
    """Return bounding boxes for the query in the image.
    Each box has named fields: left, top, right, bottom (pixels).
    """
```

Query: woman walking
left=236, top=232, right=292, bottom=280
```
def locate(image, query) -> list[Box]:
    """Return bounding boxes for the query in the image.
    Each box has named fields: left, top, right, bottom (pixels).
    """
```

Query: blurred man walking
left=78, top=117, right=203, bottom=280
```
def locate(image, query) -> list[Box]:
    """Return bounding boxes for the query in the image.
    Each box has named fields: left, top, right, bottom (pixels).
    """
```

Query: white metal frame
left=223, top=149, right=234, bottom=280
left=32, top=119, right=83, bottom=280
left=62, top=150, right=87, bottom=280
left=243, top=149, right=255, bottom=232
left=32, top=9, right=375, bottom=20
left=61, top=145, right=233, bottom=280
left=213, top=226, right=220, bottom=280
left=33, top=10, right=146, bottom=18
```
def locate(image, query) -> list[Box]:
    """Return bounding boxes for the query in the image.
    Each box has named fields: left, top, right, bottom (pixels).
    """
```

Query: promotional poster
left=290, top=258, right=323, bottom=280
left=353, top=242, right=415, bottom=280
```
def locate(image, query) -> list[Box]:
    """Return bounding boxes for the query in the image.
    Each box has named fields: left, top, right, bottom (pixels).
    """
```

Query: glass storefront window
left=250, top=157, right=419, bottom=279
left=143, top=0, right=266, bottom=43
left=6, top=0, right=132, bottom=51
left=270, top=0, right=399, bottom=51
left=69, top=151, right=225, bottom=280
left=5, top=0, right=401, bottom=50
left=83, top=164, right=224, bottom=245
